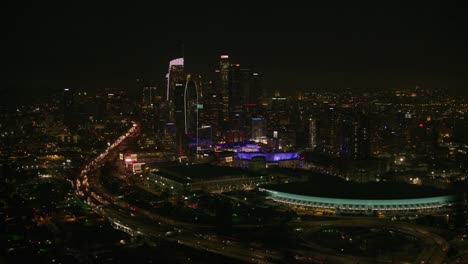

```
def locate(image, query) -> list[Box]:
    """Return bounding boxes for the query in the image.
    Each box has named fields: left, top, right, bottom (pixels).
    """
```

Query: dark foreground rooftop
left=263, top=174, right=451, bottom=200
left=158, top=164, right=262, bottom=183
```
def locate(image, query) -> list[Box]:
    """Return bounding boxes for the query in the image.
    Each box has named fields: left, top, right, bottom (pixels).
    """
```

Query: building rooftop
left=263, top=174, right=451, bottom=200
left=157, top=164, right=261, bottom=183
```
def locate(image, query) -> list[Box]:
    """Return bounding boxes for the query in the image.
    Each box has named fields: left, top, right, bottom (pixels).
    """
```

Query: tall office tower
left=196, top=80, right=207, bottom=128
left=242, top=103, right=258, bottom=139
left=167, top=58, right=185, bottom=122
left=174, top=75, right=201, bottom=156
left=142, top=86, right=157, bottom=106
left=104, top=90, right=126, bottom=118
left=268, top=93, right=289, bottom=135
left=251, top=72, right=265, bottom=107
left=338, top=113, right=353, bottom=159
left=197, top=125, right=213, bottom=151
left=134, top=78, right=145, bottom=104
left=219, top=55, right=230, bottom=122
left=315, top=106, right=338, bottom=155
left=228, top=63, right=242, bottom=126
left=94, top=94, right=106, bottom=121
left=174, top=82, right=187, bottom=156
left=63, top=88, right=76, bottom=130
left=141, top=86, right=161, bottom=135
left=240, top=70, right=264, bottom=138
left=183, top=75, right=199, bottom=137
left=202, top=85, right=222, bottom=139
left=203, top=80, right=215, bottom=95
left=308, top=116, right=317, bottom=150
left=353, top=113, right=371, bottom=160
left=338, top=110, right=371, bottom=160
left=251, top=117, right=266, bottom=143
left=240, top=68, right=252, bottom=105
left=161, top=122, right=176, bottom=149
left=191, top=74, right=204, bottom=133
left=193, top=74, right=203, bottom=99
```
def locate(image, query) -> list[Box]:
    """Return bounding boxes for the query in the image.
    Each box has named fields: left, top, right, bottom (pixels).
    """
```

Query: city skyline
left=2, top=3, right=468, bottom=263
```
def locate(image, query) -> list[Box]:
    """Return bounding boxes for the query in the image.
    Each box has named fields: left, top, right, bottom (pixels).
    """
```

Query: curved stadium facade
left=261, top=189, right=454, bottom=214
left=260, top=176, right=455, bottom=214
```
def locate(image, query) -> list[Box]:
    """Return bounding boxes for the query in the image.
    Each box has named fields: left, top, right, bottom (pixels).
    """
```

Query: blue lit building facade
left=260, top=188, right=455, bottom=215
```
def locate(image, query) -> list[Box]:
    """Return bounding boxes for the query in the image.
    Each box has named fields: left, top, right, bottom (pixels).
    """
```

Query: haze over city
left=6, top=2, right=468, bottom=97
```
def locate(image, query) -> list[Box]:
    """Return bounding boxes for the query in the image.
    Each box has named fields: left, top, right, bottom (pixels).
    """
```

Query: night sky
left=5, top=2, right=468, bottom=97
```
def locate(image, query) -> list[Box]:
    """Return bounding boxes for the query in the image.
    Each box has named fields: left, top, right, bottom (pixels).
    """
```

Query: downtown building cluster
left=139, top=55, right=267, bottom=156
left=137, top=55, right=374, bottom=162
left=48, top=56, right=468, bottom=186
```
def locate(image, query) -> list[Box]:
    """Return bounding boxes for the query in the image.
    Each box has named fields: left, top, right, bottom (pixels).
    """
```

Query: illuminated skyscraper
left=63, top=88, right=76, bottom=130
left=202, top=91, right=222, bottom=139
left=183, top=75, right=199, bottom=136
left=228, top=63, right=242, bottom=124
left=252, top=72, right=265, bottom=107
left=197, top=125, right=213, bottom=151
left=141, top=86, right=161, bottom=135
left=174, top=75, right=200, bottom=156
left=219, top=55, right=230, bottom=122
left=308, top=116, right=317, bottom=150
left=167, top=58, right=185, bottom=122
left=174, top=82, right=187, bottom=155
left=354, top=113, right=371, bottom=160
left=142, top=86, right=157, bottom=106
left=268, top=94, right=289, bottom=134
left=251, top=117, right=266, bottom=143
left=240, top=68, right=252, bottom=105
left=338, top=110, right=370, bottom=160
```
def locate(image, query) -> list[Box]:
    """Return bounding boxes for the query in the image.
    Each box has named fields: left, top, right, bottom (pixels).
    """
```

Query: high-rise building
left=268, top=94, right=289, bottom=134
left=183, top=75, right=199, bottom=136
left=308, top=116, right=317, bottom=150
left=63, top=88, right=75, bottom=130
left=141, top=86, right=161, bottom=135
left=219, top=55, right=230, bottom=122
left=240, top=68, right=252, bottom=105
left=241, top=103, right=259, bottom=139
left=251, top=72, right=265, bottom=107
left=353, top=113, right=371, bottom=160
left=338, top=110, right=371, bottom=160
left=167, top=58, right=185, bottom=122
left=197, top=125, right=213, bottom=151
left=225, top=129, right=245, bottom=143
left=315, top=107, right=338, bottom=155
left=160, top=122, right=176, bottom=150
left=228, top=63, right=242, bottom=125
left=174, top=82, right=187, bottom=155
left=202, top=92, right=222, bottom=139
left=142, top=86, right=157, bottom=106
left=251, top=117, right=266, bottom=143
left=173, top=75, right=201, bottom=156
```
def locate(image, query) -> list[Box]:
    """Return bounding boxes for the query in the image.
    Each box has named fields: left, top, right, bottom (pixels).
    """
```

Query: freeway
left=102, top=205, right=277, bottom=263
left=74, top=121, right=277, bottom=263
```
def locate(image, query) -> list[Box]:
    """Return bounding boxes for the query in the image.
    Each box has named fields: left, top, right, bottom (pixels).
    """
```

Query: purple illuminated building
left=236, top=152, right=300, bottom=162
